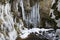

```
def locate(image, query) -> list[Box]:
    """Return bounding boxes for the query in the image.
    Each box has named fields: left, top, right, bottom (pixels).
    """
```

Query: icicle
left=30, top=3, right=40, bottom=28
left=3, top=3, right=14, bottom=32
left=20, top=0, right=26, bottom=20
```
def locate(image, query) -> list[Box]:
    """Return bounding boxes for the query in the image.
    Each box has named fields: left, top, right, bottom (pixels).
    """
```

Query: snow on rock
left=8, top=29, right=17, bottom=40
left=55, top=19, right=60, bottom=27
left=19, top=28, right=53, bottom=39
left=50, top=9, right=55, bottom=19
left=0, top=33, right=5, bottom=40
left=57, top=0, right=60, bottom=12
left=51, top=0, right=55, bottom=6
left=56, top=29, right=60, bottom=38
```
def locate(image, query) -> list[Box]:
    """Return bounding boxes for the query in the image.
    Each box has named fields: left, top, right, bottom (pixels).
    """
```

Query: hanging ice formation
left=20, top=0, right=40, bottom=28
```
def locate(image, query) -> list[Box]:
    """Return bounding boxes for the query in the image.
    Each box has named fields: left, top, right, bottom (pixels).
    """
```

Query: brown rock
left=39, top=0, right=52, bottom=15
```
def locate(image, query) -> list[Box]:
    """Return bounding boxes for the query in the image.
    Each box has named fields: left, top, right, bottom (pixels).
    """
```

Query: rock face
left=40, top=0, right=52, bottom=15
left=39, top=0, right=52, bottom=27
left=0, top=0, right=60, bottom=40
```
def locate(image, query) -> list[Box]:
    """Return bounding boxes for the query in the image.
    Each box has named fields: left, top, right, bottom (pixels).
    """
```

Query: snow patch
left=20, top=28, right=53, bottom=39
left=8, top=29, right=17, bottom=40
left=57, top=0, right=60, bottom=12
left=51, top=0, right=55, bottom=6
left=55, top=19, right=60, bottom=27
left=0, top=33, right=5, bottom=40
left=50, top=9, right=55, bottom=19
